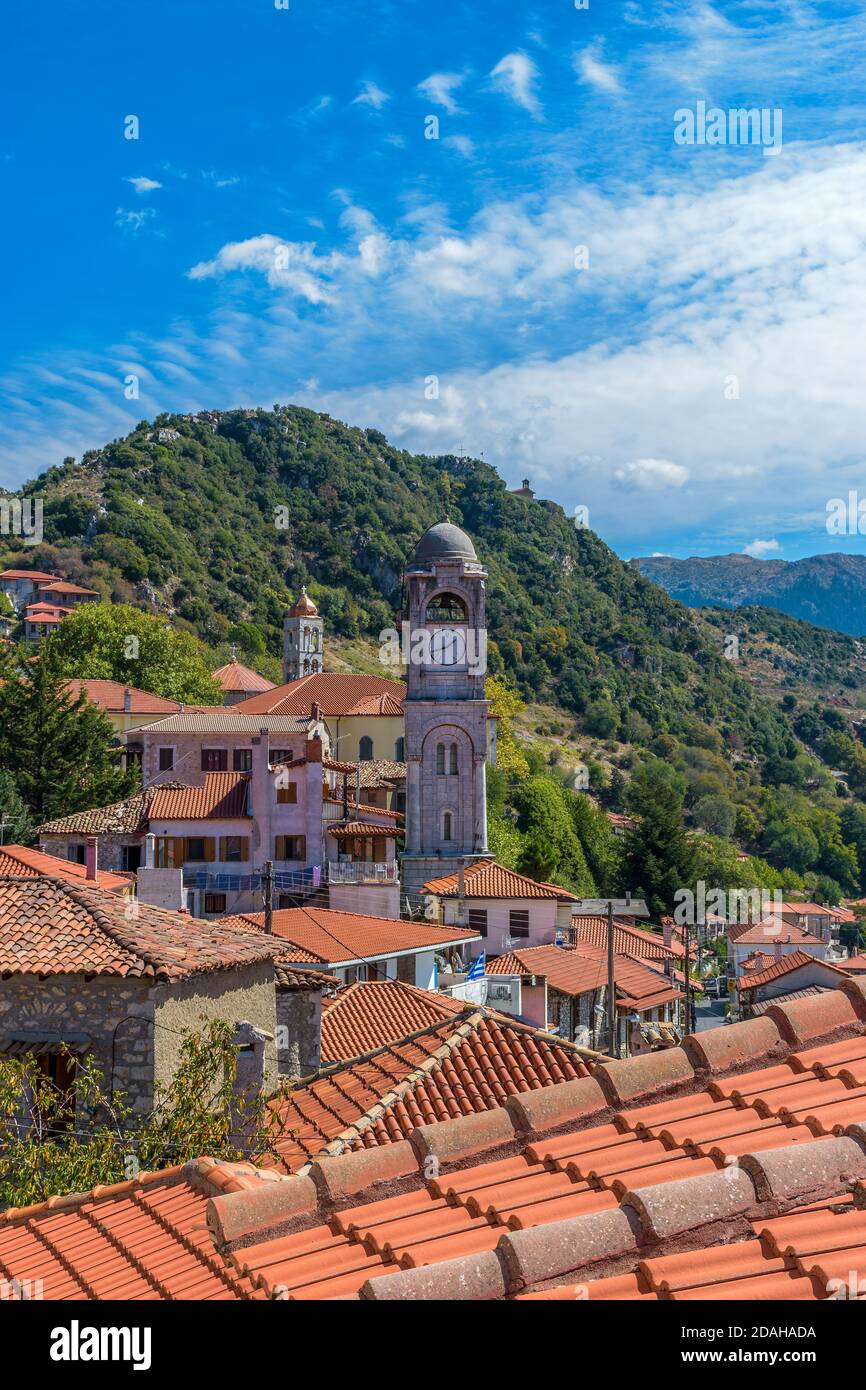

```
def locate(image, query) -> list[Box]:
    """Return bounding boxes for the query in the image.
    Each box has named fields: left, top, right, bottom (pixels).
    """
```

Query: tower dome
left=411, top=519, right=477, bottom=568
left=289, top=586, right=319, bottom=617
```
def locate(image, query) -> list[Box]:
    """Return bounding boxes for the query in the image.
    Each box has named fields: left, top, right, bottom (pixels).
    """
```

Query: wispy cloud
left=490, top=52, right=542, bottom=117
left=417, top=71, right=465, bottom=115
left=125, top=176, right=162, bottom=194
left=114, top=207, right=156, bottom=232
left=575, top=42, right=622, bottom=96
left=353, top=79, right=390, bottom=111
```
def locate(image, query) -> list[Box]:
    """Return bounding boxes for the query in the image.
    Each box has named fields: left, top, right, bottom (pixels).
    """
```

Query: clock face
left=429, top=627, right=466, bottom=666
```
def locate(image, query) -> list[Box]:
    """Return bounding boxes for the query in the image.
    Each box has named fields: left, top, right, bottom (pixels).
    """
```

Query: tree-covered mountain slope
left=3, top=403, right=793, bottom=767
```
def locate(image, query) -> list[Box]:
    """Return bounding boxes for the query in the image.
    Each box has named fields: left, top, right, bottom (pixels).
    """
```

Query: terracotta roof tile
left=233, top=673, right=405, bottom=718
left=211, top=660, right=275, bottom=694
left=569, top=916, right=679, bottom=960
left=737, top=949, right=850, bottom=991
left=37, top=783, right=186, bottom=836
left=0, top=875, right=278, bottom=980
left=221, top=905, right=478, bottom=966
left=422, top=859, right=577, bottom=900
left=320, top=980, right=466, bottom=1064
left=64, top=679, right=191, bottom=715
left=148, top=772, right=251, bottom=821
left=0, top=845, right=132, bottom=894
left=487, top=943, right=682, bottom=1011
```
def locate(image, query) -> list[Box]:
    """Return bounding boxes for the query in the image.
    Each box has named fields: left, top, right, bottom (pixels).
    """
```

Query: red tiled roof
left=65, top=679, right=190, bottom=715
left=0, top=876, right=278, bottom=980
left=843, top=953, right=866, bottom=974
left=0, top=568, right=60, bottom=582
left=487, top=943, right=682, bottom=1011
left=570, top=916, right=678, bottom=961
left=320, top=980, right=466, bottom=1064
left=0, top=845, right=132, bottom=894
left=23, top=613, right=64, bottom=625
left=148, top=772, right=250, bottom=821
left=328, top=822, right=401, bottom=838
left=737, top=949, right=851, bottom=992
left=422, top=859, right=577, bottom=900
left=37, top=580, right=99, bottom=595
left=211, top=659, right=275, bottom=694
left=270, top=1010, right=592, bottom=1170
left=221, top=906, right=479, bottom=967
left=13, top=981, right=866, bottom=1300
left=732, top=919, right=826, bottom=947
left=233, top=672, right=406, bottom=718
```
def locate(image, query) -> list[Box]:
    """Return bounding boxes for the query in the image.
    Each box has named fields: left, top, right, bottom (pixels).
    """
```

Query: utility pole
left=607, top=900, right=617, bottom=1058
left=263, top=860, right=274, bottom=935
left=683, top=921, right=693, bottom=1036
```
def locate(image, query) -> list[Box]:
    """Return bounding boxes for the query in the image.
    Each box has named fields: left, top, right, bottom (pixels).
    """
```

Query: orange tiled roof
left=37, top=580, right=100, bottom=595
left=0, top=844, right=132, bottom=894
left=737, top=949, right=851, bottom=992
left=328, top=822, right=401, bottom=838
left=37, top=783, right=187, bottom=836
left=732, top=919, right=826, bottom=947
left=570, top=916, right=678, bottom=961
left=221, top=906, right=479, bottom=966
left=148, top=772, right=250, bottom=821
left=487, top=943, right=682, bottom=1011
left=65, top=679, right=192, bottom=715
left=0, top=876, right=278, bottom=980
left=211, top=659, right=275, bottom=694
left=422, top=859, right=577, bottom=900
left=232, top=672, right=406, bottom=718
left=270, top=1009, right=592, bottom=1170
left=843, top=953, right=866, bottom=974
left=0, top=568, right=60, bottom=582
left=11, top=982, right=866, bottom=1300
left=320, top=980, right=466, bottom=1064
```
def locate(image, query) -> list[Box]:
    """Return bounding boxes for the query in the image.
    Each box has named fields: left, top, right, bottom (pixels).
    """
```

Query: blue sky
left=3, top=0, right=866, bottom=560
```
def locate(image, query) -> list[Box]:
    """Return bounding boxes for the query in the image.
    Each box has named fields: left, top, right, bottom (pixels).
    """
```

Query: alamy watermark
left=379, top=622, right=487, bottom=676
left=0, top=495, right=43, bottom=545
left=674, top=881, right=782, bottom=926
left=674, top=101, right=783, bottom=156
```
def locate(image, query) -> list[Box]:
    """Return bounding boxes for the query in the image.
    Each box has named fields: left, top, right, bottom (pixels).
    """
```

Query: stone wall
left=275, top=988, right=323, bottom=1078
left=39, top=831, right=142, bottom=873
left=152, top=963, right=278, bottom=1094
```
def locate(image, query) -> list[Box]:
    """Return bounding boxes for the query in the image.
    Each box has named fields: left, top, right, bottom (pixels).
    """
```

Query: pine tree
left=621, top=759, right=696, bottom=918
left=0, top=648, right=138, bottom=824
left=0, top=770, right=34, bottom=846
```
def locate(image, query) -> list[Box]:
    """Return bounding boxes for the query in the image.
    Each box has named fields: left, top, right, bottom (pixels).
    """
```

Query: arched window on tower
left=359, top=736, right=374, bottom=761
left=436, top=743, right=446, bottom=775
left=425, top=592, right=468, bottom=622
left=443, top=811, right=453, bottom=842
left=449, top=744, right=458, bottom=775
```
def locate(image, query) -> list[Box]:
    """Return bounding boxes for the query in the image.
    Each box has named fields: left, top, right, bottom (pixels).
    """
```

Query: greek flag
left=466, top=953, right=485, bottom=981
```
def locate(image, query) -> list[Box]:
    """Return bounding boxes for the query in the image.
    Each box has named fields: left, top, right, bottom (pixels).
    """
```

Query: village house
left=735, top=948, right=854, bottom=1020
left=0, top=567, right=63, bottom=609
left=0, top=876, right=280, bottom=1120
left=0, top=842, right=134, bottom=895
left=220, top=904, right=479, bottom=992
left=0, top=570, right=100, bottom=640
left=727, top=915, right=829, bottom=980
left=484, top=942, right=682, bottom=1054
left=38, top=784, right=176, bottom=874
left=421, top=859, right=577, bottom=956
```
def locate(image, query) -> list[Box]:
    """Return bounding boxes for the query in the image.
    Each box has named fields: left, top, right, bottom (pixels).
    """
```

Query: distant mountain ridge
left=632, top=552, right=866, bottom=637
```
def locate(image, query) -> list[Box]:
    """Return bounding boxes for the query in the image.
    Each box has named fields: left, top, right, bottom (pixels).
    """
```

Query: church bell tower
left=283, top=588, right=324, bottom=683
left=401, top=520, right=490, bottom=900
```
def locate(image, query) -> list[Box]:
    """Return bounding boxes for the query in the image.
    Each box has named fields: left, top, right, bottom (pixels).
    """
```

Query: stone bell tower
left=401, top=520, right=490, bottom=900
left=283, top=588, right=324, bottom=683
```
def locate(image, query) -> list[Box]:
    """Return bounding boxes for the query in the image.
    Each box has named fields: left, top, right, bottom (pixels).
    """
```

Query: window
left=204, top=894, right=227, bottom=915
left=233, top=748, right=252, bottom=772
left=275, top=835, right=306, bottom=861
left=186, top=838, right=208, bottom=862
left=219, top=836, right=249, bottom=863
left=121, top=845, right=141, bottom=872
left=394, top=736, right=405, bottom=762
left=449, top=744, right=458, bottom=775
left=68, top=844, right=86, bottom=864
left=436, top=742, right=446, bottom=775
left=271, top=749, right=293, bottom=765
left=276, top=782, right=298, bottom=804
left=509, top=909, right=530, bottom=938
left=359, top=735, right=374, bottom=760
left=443, top=812, right=453, bottom=842
left=468, top=909, right=488, bottom=937
left=425, top=592, right=467, bottom=622
left=201, top=748, right=227, bottom=772
left=158, top=747, right=174, bottom=772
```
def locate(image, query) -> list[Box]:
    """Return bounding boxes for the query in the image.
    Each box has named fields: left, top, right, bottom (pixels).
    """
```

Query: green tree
left=45, top=602, right=222, bottom=704
left=0, top=648, right=137, bottom=823
left=0, top=770, right=34, bottom=845
left=622, top=759, right=696, bottom=918
left=514, top=774, right=595, bottom=894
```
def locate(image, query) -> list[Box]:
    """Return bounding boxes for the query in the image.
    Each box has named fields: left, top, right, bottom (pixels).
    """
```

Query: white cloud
left=114, top=207, right=156, bottom=232
left=187, top=234, right=341, bottom=303
left=353, top=80, right=390, bottom=111
left=417, top=72, right=465, bottom=115
left=125, top=176, right=162, bottom=194
left=743, top=538, right=781, bottom=558
left=615, top=459, right=689, bottom=490
left=574, top=44, right=622, bottom=95
left=490, top=52, right=541, bottom=117
left=444, top=135, right=475, bottom=159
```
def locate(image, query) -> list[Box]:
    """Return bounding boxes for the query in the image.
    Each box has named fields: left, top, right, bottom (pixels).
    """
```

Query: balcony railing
left=326, top=861, right=399, bottom=885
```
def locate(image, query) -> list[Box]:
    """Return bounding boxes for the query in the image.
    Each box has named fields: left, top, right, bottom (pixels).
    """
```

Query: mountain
left=632, top=552, right=866, bottom=637
left=2, top=404, right=794, bottom=766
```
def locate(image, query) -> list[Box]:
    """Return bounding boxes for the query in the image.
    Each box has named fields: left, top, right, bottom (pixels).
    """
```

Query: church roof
left=233, top=672, right=405, bottom=718
left=410, top=519, right=477, bottom=567
left=211, top=659, right=275, bottom=694
left=289, top=587, right=319, bottom=617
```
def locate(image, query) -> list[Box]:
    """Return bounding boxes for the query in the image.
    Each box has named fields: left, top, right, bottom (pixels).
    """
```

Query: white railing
left=326, top=861, right=399, bottom=884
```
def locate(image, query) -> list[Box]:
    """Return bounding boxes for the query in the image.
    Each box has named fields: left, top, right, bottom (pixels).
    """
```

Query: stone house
left=0, top=875, right=280, bottom=1120
left=38, top=784, right=174, bottom=874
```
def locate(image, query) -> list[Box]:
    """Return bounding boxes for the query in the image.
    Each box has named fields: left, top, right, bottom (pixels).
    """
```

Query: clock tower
left=401, top=520, right=490, bottom=900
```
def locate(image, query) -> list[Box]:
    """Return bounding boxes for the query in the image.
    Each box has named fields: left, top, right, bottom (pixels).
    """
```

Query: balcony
left=326, top=861, right=399, bottom=885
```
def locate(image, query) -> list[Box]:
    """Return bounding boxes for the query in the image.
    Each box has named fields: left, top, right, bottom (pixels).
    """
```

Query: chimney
left=144, top=833, right=155, bottom=869
left=625, top=890, right=631, bottom=907
left=774, top=942, right=783, bottom=960
left=662, top=916, right=672, bottom=949
left=123, top=687, right=132, bottom=714
left=230, top=1021, right=270, bottom=1153
left=85, top=836, right=98, bottom=882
